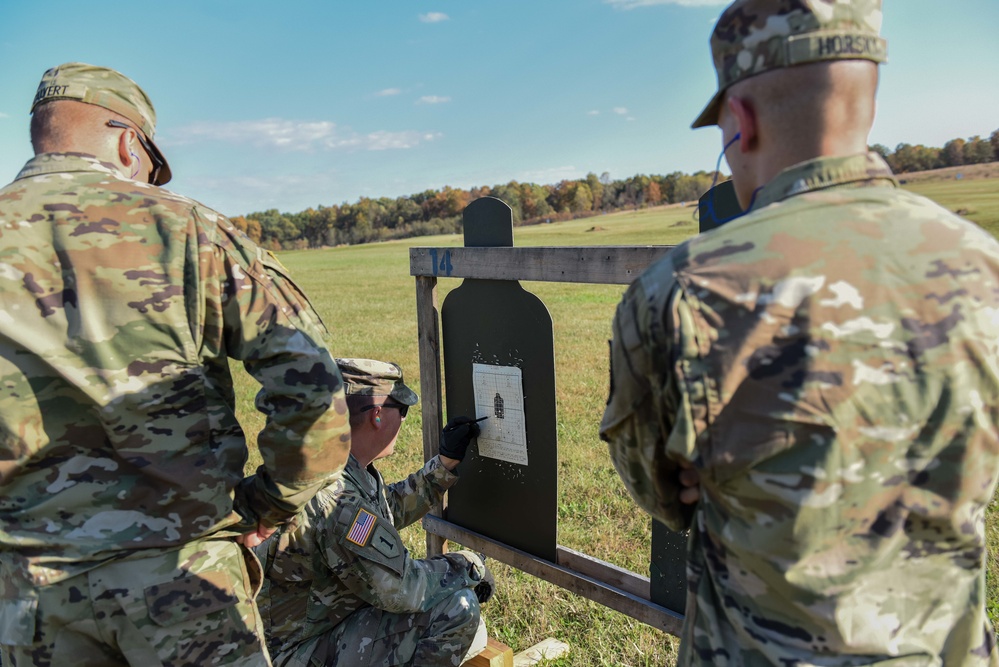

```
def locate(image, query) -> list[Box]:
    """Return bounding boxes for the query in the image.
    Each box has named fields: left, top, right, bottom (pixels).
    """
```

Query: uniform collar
left=15, top=152, right=124, bottom=181
left=752, top=152, right=898, bottom=211
left=344, top=454, right=381, bottom=499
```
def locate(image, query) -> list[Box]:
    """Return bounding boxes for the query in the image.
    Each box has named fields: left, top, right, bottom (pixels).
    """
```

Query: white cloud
left=613, top=107, right=628, bottom=115
left=627, top=116, right=636, bottom=121
left=419, top=12, right=449, bottom=23
left=354, top=130, right=444, bottom=151
left=417, top=95, right=451, bottom=105
left=587, top=110, right=600, bottom=116
left=184, top=171, right=342, bottom=215
left=0, top=112, right=9, bottom=119
left=375, top=88, right=402, bottom=97
left=178, top=119, right=337, bottom=150
left=604, top=0, right=726, bottom=8
left=167, top=118, right=440, bottom=152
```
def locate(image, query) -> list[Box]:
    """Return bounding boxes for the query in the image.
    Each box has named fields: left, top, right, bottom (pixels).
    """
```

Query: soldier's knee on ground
left=434, top=588, right=480, bottom=632
left=411, top=589, right=482, bottom=666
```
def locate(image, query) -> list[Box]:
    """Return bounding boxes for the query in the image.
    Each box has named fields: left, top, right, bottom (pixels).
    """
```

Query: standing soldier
left=601, top=1, right=999, bottom=665
left=0, top=63, right=351, bottom=666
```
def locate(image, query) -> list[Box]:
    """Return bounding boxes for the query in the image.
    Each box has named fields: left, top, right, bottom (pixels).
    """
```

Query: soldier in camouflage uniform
left=601, top=1, right=999, bottom=665
left=254, top=359, right=494, bottom=667
left=0, top=63, right=351, bottom=666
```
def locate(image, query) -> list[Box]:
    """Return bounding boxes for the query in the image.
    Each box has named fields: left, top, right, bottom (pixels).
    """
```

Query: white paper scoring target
left=471, top=363, right=529, bottom=465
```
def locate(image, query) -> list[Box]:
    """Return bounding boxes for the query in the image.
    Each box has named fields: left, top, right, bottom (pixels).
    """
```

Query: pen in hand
left=443, top=415, right=489, bottom=432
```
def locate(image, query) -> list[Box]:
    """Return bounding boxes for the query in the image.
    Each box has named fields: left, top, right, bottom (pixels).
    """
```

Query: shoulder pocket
left=601, top=297, right=654, bottom=438
left=256, top=249, right=329, bottom=335
left=338, top=508, right=406, bottom=576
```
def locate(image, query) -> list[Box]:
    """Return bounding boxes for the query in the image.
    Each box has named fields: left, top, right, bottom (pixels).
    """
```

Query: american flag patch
left=346, top=508, right=377, bottom=547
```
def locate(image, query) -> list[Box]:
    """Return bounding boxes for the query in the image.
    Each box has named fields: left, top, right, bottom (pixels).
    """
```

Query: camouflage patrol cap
left=31, top=62, right=172, bottom=185
left=336, top=358, right=419, bottom=406
left=692, top=0, right=887, bottom=129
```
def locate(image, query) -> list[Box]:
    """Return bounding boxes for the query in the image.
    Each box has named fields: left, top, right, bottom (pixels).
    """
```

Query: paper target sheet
left=472, top=363, right=529, bottom=465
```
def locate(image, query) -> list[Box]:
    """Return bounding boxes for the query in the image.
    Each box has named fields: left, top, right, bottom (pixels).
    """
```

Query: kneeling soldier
left=253, top=358, right=493, bottom=666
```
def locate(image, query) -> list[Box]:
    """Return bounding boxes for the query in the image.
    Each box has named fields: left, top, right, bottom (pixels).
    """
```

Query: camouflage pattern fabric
left=0, top=152, right=350, bottom=653
left=33, top=63, right=159, bottom=148
left=693, top=0, right=887, bottom=128
left=336, top=357, right=419, bottom=406
left=0, top=539, right=269, bottom=667
left=601, top=153, right=999, bottom=665
left=305, top=589, right=480, bottom=667
left=31, top=62, right=172, bottom=185
left=256, top=455, right=484, bottom=667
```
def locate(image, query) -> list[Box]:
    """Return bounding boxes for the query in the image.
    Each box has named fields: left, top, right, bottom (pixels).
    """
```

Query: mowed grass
left=234, top=174, right=999, bottom=665
left=904, top=177, right=999, bottom=237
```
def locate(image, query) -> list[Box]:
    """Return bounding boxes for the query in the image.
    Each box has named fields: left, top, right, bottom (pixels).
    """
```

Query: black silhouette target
left=441, top=198, right=557, bottom=561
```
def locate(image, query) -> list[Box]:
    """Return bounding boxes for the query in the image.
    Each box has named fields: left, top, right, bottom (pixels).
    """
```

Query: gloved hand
left=233, top=476, right=271, bottom=535
left=447, top=550, right=495, bottom=603
left=474, top=562, right=495, bottom=605
left=439, top=416, right=481, bottom=461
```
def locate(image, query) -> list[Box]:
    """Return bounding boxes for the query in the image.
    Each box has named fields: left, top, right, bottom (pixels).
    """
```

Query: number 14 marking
left=428, top=249, right=453, bottom=277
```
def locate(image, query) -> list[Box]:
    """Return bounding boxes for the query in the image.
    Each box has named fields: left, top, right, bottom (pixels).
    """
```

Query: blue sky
left=1, top=0, right=996, bottom=216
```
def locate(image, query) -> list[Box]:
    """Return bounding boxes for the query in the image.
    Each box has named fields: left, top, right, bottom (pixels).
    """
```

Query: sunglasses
left=107, top=119, right=165, bottom=185
left=360, top=401, right=409, bottom=419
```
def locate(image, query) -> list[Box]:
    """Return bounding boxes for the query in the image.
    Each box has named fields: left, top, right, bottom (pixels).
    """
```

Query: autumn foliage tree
left=231, top=129, right=996, bottom=251
left=877, top=130, right=997, bottom=174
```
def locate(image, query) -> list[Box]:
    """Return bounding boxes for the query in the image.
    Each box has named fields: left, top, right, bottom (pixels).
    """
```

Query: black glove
left=474, top=563, right=495, bottom=605
left=439, top=416, right=481, bottom=461
left=231, top=477, right=260, bottom=533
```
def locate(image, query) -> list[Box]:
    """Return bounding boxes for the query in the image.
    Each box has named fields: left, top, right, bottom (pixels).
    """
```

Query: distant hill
left=896, top=161, right=999, bottom=183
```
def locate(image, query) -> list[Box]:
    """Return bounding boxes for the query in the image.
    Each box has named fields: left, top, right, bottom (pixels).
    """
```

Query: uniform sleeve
left=384, top=456, right=458, bottom=530
left=321, top=498, right=480, bottom=615
left=600, top=276, right=698, bottom=532
left=197, top=208, right=350, bottom=527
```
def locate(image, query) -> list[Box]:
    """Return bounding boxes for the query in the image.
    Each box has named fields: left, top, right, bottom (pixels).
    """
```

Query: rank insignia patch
left=346, top=508, right=377, bottom=547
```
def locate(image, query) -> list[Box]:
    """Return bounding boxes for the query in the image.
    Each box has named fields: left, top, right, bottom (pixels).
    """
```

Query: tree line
left=231, top=171, right=717, bottom=250
left=871, top=129, right=999, bottom=175
left=233, top=129, right=998, bottom=251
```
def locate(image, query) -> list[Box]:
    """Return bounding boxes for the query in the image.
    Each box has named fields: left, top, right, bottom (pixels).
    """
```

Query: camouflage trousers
left=0, top=539, right=271, bottom=667
left=304, top=589, right=481, bottom=667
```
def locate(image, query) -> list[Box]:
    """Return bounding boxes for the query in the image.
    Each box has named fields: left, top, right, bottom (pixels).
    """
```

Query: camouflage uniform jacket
left=0, top=153, right=350, bottom=587
left=256, top=454, right=481, bottom=667
left=602, top=153, right=999, bottom=666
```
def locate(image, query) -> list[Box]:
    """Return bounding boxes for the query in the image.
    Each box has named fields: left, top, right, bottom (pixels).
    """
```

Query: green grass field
left=237, top=173, right=999, bottom=665
left=904, top=178, right=999, bottom=236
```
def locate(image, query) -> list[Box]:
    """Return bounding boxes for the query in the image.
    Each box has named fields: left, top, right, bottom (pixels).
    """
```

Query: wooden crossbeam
left=410, top=246, right=673, bottom=285
left=423, top=515, right=684, bottom=635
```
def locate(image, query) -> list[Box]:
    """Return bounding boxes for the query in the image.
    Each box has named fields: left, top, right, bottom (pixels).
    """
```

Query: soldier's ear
left=113, top=126, right=138, bottom=169
left=725, top=95, right=757, bottom=153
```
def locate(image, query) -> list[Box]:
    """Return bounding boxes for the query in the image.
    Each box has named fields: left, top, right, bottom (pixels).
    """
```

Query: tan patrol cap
left=31, top=62, right=172, bottom=185
left=692, top=0, right=887, bottom=129
left=336, top=358, right=419, bottom=406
